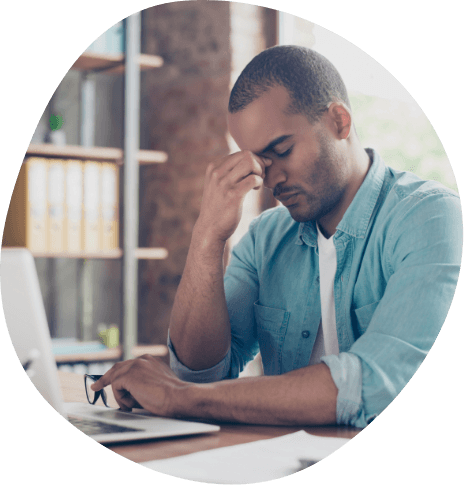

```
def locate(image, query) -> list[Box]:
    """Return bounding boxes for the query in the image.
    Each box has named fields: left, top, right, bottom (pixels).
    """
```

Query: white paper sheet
left=142, top=430, right=349, bottom=483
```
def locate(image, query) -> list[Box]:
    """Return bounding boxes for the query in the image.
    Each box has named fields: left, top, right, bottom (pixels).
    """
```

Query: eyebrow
left=256, top=135, right=293, bottom=156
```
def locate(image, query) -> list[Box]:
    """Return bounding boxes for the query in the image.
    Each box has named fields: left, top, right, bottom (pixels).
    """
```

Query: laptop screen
left=1, top=248, right=67, bottom=416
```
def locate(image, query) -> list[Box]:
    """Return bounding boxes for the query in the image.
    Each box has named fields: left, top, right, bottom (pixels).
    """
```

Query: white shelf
left=26, top=144, right=168, bottom=165
left=134, top=248, right=169, bottom=260
left=71, top=51, right=163, bottom=74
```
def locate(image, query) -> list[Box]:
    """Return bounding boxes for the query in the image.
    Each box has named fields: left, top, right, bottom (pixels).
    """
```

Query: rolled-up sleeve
left=321, top=352, right=366, bottom=427
left=324, top=189, right=462, bottom=428
left=167, top=330, right=232, bottom=383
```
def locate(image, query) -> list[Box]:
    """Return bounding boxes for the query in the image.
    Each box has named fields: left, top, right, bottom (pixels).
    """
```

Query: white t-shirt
left=308, top=224, right=340, bottom=365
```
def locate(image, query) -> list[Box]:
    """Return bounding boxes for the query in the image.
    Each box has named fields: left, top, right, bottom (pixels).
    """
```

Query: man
left=92, top=46, right=462, bottom=428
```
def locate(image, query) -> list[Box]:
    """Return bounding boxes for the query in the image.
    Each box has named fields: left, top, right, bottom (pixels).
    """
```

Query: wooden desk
left=59, top=371, right=361, bottom=463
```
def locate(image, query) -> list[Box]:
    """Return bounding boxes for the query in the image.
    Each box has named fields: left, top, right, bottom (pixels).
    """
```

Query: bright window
left=278, top=12, right=457, bottom=191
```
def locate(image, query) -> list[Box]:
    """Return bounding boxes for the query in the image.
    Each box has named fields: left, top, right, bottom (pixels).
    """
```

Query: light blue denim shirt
left=168, top=148, right=462, bottom=428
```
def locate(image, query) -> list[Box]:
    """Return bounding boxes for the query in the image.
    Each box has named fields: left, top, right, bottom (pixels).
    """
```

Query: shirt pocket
left=253, top=301, right=290, bottom=376
left=354, top=300, right=381, bottom=335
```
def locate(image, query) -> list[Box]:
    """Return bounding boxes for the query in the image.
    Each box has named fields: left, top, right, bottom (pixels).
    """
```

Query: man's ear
left=327, top=102, right=352, bottom=140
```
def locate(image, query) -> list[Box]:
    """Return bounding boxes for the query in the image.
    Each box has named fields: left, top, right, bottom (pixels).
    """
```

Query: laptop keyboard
left=68, top=415, right=142, bottom=435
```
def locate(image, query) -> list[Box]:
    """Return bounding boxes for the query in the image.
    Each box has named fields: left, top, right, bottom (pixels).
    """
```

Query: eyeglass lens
left=85, top=374, right=108, bottom=406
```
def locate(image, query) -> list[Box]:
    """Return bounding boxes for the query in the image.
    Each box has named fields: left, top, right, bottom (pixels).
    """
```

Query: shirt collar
left=296, top=148, right=385, bottom=246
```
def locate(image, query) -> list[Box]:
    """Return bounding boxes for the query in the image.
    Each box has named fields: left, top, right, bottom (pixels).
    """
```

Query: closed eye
left=274, top=146, right=293, bottom=158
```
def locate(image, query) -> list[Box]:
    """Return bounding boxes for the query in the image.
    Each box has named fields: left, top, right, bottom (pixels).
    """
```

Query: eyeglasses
left=84, top=374, right=110, bottom=407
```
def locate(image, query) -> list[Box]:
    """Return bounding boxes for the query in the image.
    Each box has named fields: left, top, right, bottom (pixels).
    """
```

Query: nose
left=263, top=161, right=286, bottom=191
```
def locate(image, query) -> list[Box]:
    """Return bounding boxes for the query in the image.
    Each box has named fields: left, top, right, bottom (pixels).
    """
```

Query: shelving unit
left=5, top=13, right=168, bottom=365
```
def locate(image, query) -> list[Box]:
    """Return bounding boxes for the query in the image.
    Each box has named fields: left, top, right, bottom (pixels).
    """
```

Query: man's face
left=228, top=85, right=350, bottom=224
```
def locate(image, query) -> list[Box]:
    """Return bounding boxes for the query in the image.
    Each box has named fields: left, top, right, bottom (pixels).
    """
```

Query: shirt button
left=316, top=276, right=320, bottom=283
left=301, top=330, right=310, bottom=338
left=367, top=414, right=378, bottom=424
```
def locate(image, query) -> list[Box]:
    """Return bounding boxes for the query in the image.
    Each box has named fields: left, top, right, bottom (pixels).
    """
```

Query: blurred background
left=3, top=1, right=456, bottom=375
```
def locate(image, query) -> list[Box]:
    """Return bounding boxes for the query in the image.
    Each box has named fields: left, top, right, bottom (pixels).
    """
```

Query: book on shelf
left=47, top=160, right=66, bottom=252
left=100, top=162, right=119, bottom=251
left=65, top=160, right=83, bottom=253
left=83, top=160, right=120, bottom=252
left=2, top=156, right=120, bottom=255
left=2, top=157, right=48, bottom=252
left=82, top=160, right=101, bottom=253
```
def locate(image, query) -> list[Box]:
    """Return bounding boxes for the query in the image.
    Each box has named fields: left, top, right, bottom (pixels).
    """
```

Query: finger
left=113, top=388, right=138, bottom=412
left=228, top=157, right=262, bottom=184
left=253, top=153, right=272, bottom=174
left=240, top=152, right=270, bottom=179
left=261, top=156, right=273, bottom=168
left=113, top=391, right=132, bottom=412
left=111, top=378, right=142, bottom=411
left=238, top=173, right=264, bottom=193
left=90, top=360, right=132, bottom=391
left=210, top=151, right=270, bottom=180
left=91, top=369, right=113, bottom=392
left=226, top=155, right=269, bottom=188
left=207, top=151, right=248, bottom=179
left=246, top=153, right=272, bottom=178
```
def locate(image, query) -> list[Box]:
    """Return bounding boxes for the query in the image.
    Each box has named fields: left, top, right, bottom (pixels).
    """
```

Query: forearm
left=169, top=224, right=231, bottom=370
left=176, top=363, right=338, bottom=426
left=169, top=151, right=270, bottom=372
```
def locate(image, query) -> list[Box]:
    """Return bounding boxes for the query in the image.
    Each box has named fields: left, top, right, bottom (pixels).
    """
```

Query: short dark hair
left=228, top=45, right=351, bottom=123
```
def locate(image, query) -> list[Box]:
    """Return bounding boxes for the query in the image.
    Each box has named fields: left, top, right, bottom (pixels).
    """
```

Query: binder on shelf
left=100, top=162, right=119, bottom=250
left=82, top=161, right=101, bottom=252
left=2, top=157, right=48, bottom=252
left=47, top=159, right=66, bottom=253
left=64, top=160, right=83, bottom=253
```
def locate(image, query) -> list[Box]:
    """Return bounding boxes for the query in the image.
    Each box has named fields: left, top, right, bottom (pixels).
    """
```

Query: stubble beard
left=287, top=136, right=347, bottom=224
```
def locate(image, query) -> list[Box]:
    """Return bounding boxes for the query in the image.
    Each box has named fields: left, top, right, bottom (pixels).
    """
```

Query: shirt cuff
left=321, top=352, right=367, bottom=428
left=167, top=330, right=231, bottom=383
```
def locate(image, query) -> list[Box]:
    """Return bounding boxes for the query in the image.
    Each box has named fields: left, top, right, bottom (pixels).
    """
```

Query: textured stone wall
left=138, top=1, right=233, bottom=344
left=227, top=2, right=268, bottom=254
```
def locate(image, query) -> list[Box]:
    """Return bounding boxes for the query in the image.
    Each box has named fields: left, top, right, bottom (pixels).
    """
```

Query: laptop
left=0, top=247, right=220, bottom=443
